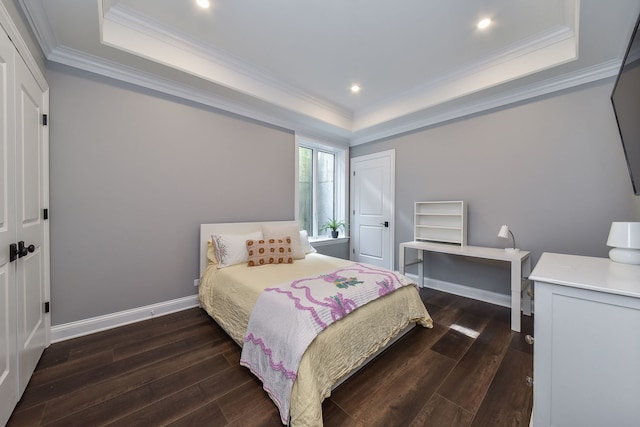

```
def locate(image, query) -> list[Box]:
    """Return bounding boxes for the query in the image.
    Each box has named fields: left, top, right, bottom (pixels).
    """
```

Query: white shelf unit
left=414, top=201, right=467, bottom=246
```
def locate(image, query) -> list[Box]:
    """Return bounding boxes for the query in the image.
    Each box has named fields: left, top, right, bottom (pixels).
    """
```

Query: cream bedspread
left=199, top=253, right=433, bottom=426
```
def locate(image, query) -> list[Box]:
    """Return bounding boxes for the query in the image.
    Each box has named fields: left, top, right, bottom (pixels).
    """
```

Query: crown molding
left=17, top=0, right=57, bottom=57
left=353, top=25, right=578, bottom=132
left=102, top=3, right=353, bottom=130
left=47, top=45, right=351, bottom=144
left=1, top=0, right=48, bottom=90
left=106, top=4, right=350, bottom=118
left=349, top=59, right=620, bottom=146
left=46, top=43, right=618, bottom=147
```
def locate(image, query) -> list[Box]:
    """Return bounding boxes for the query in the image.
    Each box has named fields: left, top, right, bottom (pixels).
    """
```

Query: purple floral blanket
left=239, top=262, right=415, bottom=424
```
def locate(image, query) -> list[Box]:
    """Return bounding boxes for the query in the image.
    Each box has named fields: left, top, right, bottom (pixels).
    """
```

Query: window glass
left=297, top=138, right=345, bottom=238
left=317, top=151, right=335, bottom=230
left=298, top=146, right=313, bottom=234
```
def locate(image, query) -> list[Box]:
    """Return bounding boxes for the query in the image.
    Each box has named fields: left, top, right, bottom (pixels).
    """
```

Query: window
left=297, top=137, right=347, bottom=237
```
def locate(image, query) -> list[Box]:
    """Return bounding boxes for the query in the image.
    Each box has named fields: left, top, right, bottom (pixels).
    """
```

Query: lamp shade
left=606, top=222, right=640, bottom=249
left=497, top=225, right=518, bottom=251
left=607, top=222, right=640, bottom=264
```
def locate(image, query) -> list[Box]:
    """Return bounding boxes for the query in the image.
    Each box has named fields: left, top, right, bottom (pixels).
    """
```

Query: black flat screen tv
left=611, top=12, right=640, bottom=195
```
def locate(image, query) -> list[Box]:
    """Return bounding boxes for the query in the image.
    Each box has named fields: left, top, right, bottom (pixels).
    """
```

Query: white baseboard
left=405, top=273, right=512, bottom=308
left=50, top=295, right=200, bottom=343
left=50, top=278, right=511, bottom=344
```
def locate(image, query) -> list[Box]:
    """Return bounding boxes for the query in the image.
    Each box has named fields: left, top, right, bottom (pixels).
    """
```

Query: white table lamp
left=498, top=225, right=519, bottom=253
left=606, top=222, right=640, bottom=264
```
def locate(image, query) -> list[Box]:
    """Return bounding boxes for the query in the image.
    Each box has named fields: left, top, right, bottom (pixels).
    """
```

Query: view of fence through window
left=298, top=146, right=335, bottom=236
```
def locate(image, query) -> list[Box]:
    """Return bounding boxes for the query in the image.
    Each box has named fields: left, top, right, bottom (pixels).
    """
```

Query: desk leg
left=400, top=245, right=425, bottom=288
left=511, top=260, right=522, bottom=332
left=418, top=250, right=424, bottom=288
left=522, top=256, right=532, bottom=317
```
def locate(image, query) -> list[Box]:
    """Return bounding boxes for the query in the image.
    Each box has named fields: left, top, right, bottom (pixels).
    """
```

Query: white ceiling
left=18, top=0, right=640, bottom=145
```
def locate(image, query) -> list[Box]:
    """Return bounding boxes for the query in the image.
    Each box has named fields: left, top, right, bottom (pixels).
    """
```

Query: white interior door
left=0, top=27, right=17, bottom=427
left=350, top=150, right=395, bottom=269
left=15, top=52, right=46, bottom=397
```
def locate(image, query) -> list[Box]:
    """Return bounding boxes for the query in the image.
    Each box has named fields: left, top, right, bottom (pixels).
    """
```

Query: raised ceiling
left=19, top=0, right=640, bottom=145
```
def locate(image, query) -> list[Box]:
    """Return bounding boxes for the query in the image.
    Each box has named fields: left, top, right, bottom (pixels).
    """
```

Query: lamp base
left=504, top=248, right=520, bottom=253
left=609, top=247, right=640, bottom=265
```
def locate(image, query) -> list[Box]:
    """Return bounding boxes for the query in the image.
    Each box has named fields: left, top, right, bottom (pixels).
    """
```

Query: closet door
left=0, top=27, right=17, bottom=427
left=14, top=49, right=46, bottom=396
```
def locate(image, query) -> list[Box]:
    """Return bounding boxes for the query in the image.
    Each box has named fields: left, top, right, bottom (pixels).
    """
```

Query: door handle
left=380, top=221, right=389, bottom=228
left=9, top=241, right=34, bottom=262
left=10, top=243, right=18, bottom=262
left=17, top=241, right=35, bottom=258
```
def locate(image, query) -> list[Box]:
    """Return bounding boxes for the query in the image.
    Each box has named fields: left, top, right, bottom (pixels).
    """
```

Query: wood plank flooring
left=7, top=288, right=533, bottom=426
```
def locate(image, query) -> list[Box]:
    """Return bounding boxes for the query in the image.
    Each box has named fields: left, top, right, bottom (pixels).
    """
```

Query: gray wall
left=9, top=0, right=640, bottom=320
left=49, top=64, right=295, bottom=325
left=351, top=80, right=640, bottom=294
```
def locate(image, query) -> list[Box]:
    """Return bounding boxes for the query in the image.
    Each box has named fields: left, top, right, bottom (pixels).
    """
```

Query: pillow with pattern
left=247, top=237, right=294, bottom=267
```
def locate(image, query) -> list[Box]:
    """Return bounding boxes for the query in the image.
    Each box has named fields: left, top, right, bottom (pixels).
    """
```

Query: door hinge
left=353, top=171, right=355, bottom=176
left=42, top=114, right=48, bottom=125
left=44, top=301, right=50, bottom=313
left=43, top=208, right=48, bottom=220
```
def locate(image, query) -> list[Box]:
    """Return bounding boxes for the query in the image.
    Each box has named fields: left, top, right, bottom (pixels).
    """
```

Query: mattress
left=199, top=252, right=432, bottom=426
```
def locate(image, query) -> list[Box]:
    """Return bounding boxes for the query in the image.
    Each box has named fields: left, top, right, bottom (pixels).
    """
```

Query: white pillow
left=300, top=230, right=316, bottom=254
left=262, top=223, right=305, bottom=259
left=212, top=231, right=263, bottom=268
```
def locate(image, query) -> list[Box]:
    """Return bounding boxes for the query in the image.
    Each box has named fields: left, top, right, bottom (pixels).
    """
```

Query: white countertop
left=529, top=252, right=640, bottom=298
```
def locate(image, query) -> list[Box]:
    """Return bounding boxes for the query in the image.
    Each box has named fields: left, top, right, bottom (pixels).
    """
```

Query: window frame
left=295, top=134, right=348, bottom=238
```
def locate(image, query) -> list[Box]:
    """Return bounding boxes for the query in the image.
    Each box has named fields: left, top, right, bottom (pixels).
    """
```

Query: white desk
left=399, top=241, right=531, bottom=332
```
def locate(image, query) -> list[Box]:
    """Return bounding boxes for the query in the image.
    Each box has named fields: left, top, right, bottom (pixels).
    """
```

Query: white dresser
left=529, top=252, right=640, bottom=427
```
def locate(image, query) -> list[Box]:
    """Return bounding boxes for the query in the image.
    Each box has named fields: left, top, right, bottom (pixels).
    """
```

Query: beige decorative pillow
left=247, top=237, right=294, bottom=267
left=262, top=223, right=305, bottom=259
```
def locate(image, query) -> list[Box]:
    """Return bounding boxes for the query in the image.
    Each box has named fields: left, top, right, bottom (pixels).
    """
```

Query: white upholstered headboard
left=199, top=221, right=298, bottom=277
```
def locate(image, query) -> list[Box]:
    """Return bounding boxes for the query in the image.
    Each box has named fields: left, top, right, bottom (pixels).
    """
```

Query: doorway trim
left=350, top=149, right=395, bottom=270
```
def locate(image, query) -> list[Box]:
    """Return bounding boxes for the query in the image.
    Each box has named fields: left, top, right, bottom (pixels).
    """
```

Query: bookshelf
left=414, top=201, right=466, bottom=246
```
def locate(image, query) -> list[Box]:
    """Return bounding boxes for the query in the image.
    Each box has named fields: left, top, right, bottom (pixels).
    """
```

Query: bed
left=198, top=221, right=433, bottom=426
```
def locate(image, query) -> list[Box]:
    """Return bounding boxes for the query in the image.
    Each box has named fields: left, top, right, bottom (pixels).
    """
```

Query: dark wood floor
left=8, top=288, right=533, bottom=426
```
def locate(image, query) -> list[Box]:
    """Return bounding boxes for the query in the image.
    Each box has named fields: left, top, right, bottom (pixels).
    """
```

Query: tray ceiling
left=19, top=0, right=640, bottom=145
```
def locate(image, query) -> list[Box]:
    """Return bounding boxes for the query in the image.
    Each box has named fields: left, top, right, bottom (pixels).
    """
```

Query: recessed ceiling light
left=477, top=18, right=492, bottom=30
left=196, top=0, right=211, bottom=9
left=350, top=84, right=361, bottom=93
